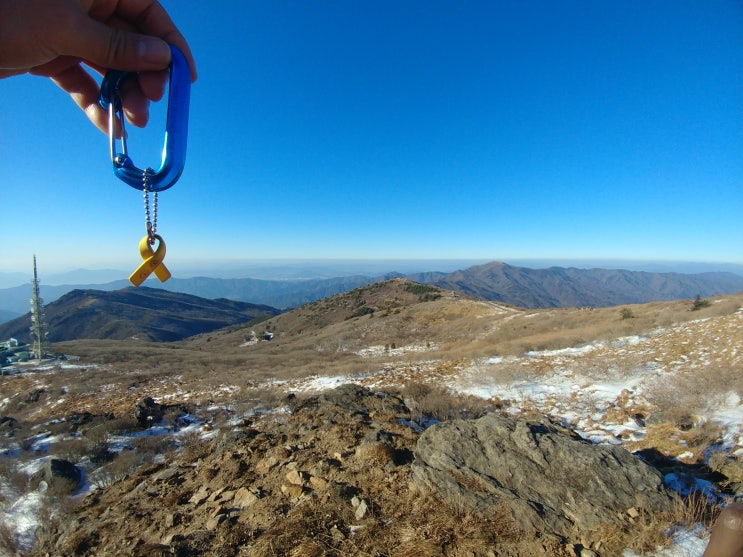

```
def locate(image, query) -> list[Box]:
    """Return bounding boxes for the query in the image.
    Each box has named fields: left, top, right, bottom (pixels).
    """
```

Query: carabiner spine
left=99, top=45, right=191, bottom=192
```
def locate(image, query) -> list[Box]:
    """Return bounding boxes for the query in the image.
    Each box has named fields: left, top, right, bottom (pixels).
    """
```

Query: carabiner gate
left=98, top=44, right=191, bottom=192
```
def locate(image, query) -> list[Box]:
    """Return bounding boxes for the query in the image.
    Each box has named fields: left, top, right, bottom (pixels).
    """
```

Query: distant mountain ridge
left=0, top=262, right=742, bottom=324
left=0, top=287, right=279, bottom=343
left=416, top=262, right=743, bottom=309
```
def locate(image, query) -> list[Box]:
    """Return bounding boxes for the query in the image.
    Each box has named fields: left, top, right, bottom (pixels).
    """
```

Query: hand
left=0, top=0, right=197, bottom=133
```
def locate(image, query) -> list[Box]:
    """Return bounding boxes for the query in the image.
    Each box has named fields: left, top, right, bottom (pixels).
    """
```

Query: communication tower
left=30, top=255, right=49, bottom=360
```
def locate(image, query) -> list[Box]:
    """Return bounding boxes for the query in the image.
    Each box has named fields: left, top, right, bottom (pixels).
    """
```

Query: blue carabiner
left=98, top=44, right=191, bottom=192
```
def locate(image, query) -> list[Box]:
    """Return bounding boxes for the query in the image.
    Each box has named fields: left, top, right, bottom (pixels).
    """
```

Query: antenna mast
left=30, top=255, right=49, bottom=360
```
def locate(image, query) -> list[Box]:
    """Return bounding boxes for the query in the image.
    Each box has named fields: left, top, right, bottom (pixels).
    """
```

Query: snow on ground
left=0, top=414, right=211, bottom=555
left=623, top=526, right=710, bottom=557
left=2, top=487, right=45, bottom=552
left=356, top=342, right=438, bottom=358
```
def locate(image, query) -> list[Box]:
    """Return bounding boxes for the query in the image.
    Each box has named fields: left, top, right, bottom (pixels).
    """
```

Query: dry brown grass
left=41, top=293, right=741, bottom=416
left=642, top=365, right=740, bottom=459
left=396, top=382, right=490, bottom=422
left=593, top=490, right=720, bottom=555
left=628, top=421, right=725, bottom=462
left=455, top=293, right=742, bottom=360
left=0, top=521, right=18, bottom=556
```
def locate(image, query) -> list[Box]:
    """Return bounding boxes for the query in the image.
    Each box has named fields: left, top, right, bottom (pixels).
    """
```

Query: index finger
left=92, top=0, right=197, bottom=81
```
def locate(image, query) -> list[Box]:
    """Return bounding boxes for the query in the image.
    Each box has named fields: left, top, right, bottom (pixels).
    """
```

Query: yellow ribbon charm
left=129, top=234, right=172, bottom=286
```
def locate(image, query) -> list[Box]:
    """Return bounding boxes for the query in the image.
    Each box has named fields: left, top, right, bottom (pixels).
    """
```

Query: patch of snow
left=623, top=524, right=709, bottom=557
left=664, top=473, right=720, bottom=504
left=2, top=488, right=45, bottom=552
left=525, top=343, right=600, bottom=358
left=19, top=455, right=51, bottom=476
left=296, top=375, right=356, bottom=392
left=709, top=392, right=743, bottom=452
left=357, top=342, right=436, bottom=358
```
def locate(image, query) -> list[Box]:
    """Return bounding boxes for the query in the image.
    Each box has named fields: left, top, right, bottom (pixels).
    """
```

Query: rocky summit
left=31, top=385, right=675, bottom=557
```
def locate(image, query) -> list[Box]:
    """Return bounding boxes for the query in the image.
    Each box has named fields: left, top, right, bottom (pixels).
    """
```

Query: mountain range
left=0, top=261, right=741, bottom=333
left=416, top=261, right=743, bottom=308
left=0, top=287, right=278, bottom=343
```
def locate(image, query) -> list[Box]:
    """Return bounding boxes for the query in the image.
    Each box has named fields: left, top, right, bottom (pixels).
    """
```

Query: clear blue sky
left=1, top=0, right=742, bottom=274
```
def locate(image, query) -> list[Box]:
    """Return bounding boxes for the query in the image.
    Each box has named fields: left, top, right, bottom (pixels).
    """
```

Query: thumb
left=64, top=18, right=172, bottom=72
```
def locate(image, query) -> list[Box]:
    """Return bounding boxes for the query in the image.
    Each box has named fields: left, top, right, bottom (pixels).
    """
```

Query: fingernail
left=137, top=37, right=171, bottom=67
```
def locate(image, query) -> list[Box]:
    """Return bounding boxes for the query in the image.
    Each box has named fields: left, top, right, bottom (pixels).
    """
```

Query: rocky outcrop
left=31, top=386, right=681, bottom=556
left=38, top=458, right=83, bottom=493
left=410, top=413, right=674, bottom=540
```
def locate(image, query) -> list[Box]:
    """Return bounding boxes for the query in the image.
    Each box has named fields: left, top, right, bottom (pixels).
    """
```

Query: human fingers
left=46, top=58, right=154, bottom=133
left=49, top=62, right=110, bottom=134
left=66, top=0, right=197, bottom=81
left=137, top=69, right=168, bottom=103
left=118, top=77, right=150, bottom=128
left=100, top=69, right=170, bottom=129
left=55, top=3, right=171, bottom=75
left=106, top=0, right=198, bottom=81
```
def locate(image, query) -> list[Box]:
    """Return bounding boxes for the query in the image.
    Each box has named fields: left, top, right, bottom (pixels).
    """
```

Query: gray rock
left=410, top=413, right=673, bottom=539
left=289, top=384, right=408, bottom=418
left=41, top=458, right=82, bottom=492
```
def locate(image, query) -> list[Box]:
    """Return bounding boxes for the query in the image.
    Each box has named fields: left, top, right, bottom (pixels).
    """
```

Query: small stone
left=627, top=507, right=640, bottom=518
left=354, top=499, right=368, bottom=520
left=208, top=487, right=226, bottom=502
left=233, top=487, right=258, bottom=508
left=256, top=456, right=279, bottom=474
left=219, top=490, right=235, bottom=502
left=351, top=496, right=361, bottom=508
left=189, top=486, right=209, bottom=505
left=309, top=476, right=329, bottom=490
left=281, top=483, right=305, bottom=499
left=206, top=514, right=225, bottom=531
left=579, top=549, right=598, bottom=557
left=285, top=469, right=308, bottom=486
left=152, top=467, right=180, bottom=483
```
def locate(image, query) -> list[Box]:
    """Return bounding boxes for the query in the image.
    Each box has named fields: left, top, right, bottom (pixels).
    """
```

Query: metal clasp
left=98, top=45, right=191, bottom=192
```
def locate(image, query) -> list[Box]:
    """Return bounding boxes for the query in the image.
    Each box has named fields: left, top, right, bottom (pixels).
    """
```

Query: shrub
left=348, top=306, right=375, bottom=319
left=691, top=295, right=710, bottom=311
left=620, top=308, right=635, bottom=320
left=404, top=283, right=439, bottom=296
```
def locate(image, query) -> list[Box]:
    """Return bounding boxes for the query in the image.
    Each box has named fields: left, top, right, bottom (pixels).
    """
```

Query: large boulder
left=40, top=458, right=83, bottom=492
left=410, top=413, right=673, bottom=540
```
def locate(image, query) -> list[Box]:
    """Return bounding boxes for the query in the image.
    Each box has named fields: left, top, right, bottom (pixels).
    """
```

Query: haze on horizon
left=1, top=2, right=741, bottom=273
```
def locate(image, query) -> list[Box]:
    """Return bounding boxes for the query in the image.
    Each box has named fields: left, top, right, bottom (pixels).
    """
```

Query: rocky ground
left=21, top=386, right=681, bottom=557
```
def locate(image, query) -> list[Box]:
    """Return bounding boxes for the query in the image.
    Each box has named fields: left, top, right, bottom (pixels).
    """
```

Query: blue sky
left=1, top=0, right=742, bottom=275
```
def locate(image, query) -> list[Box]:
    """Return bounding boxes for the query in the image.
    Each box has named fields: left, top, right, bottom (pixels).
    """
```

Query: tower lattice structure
left=30, top=255, right=49, bottom=360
